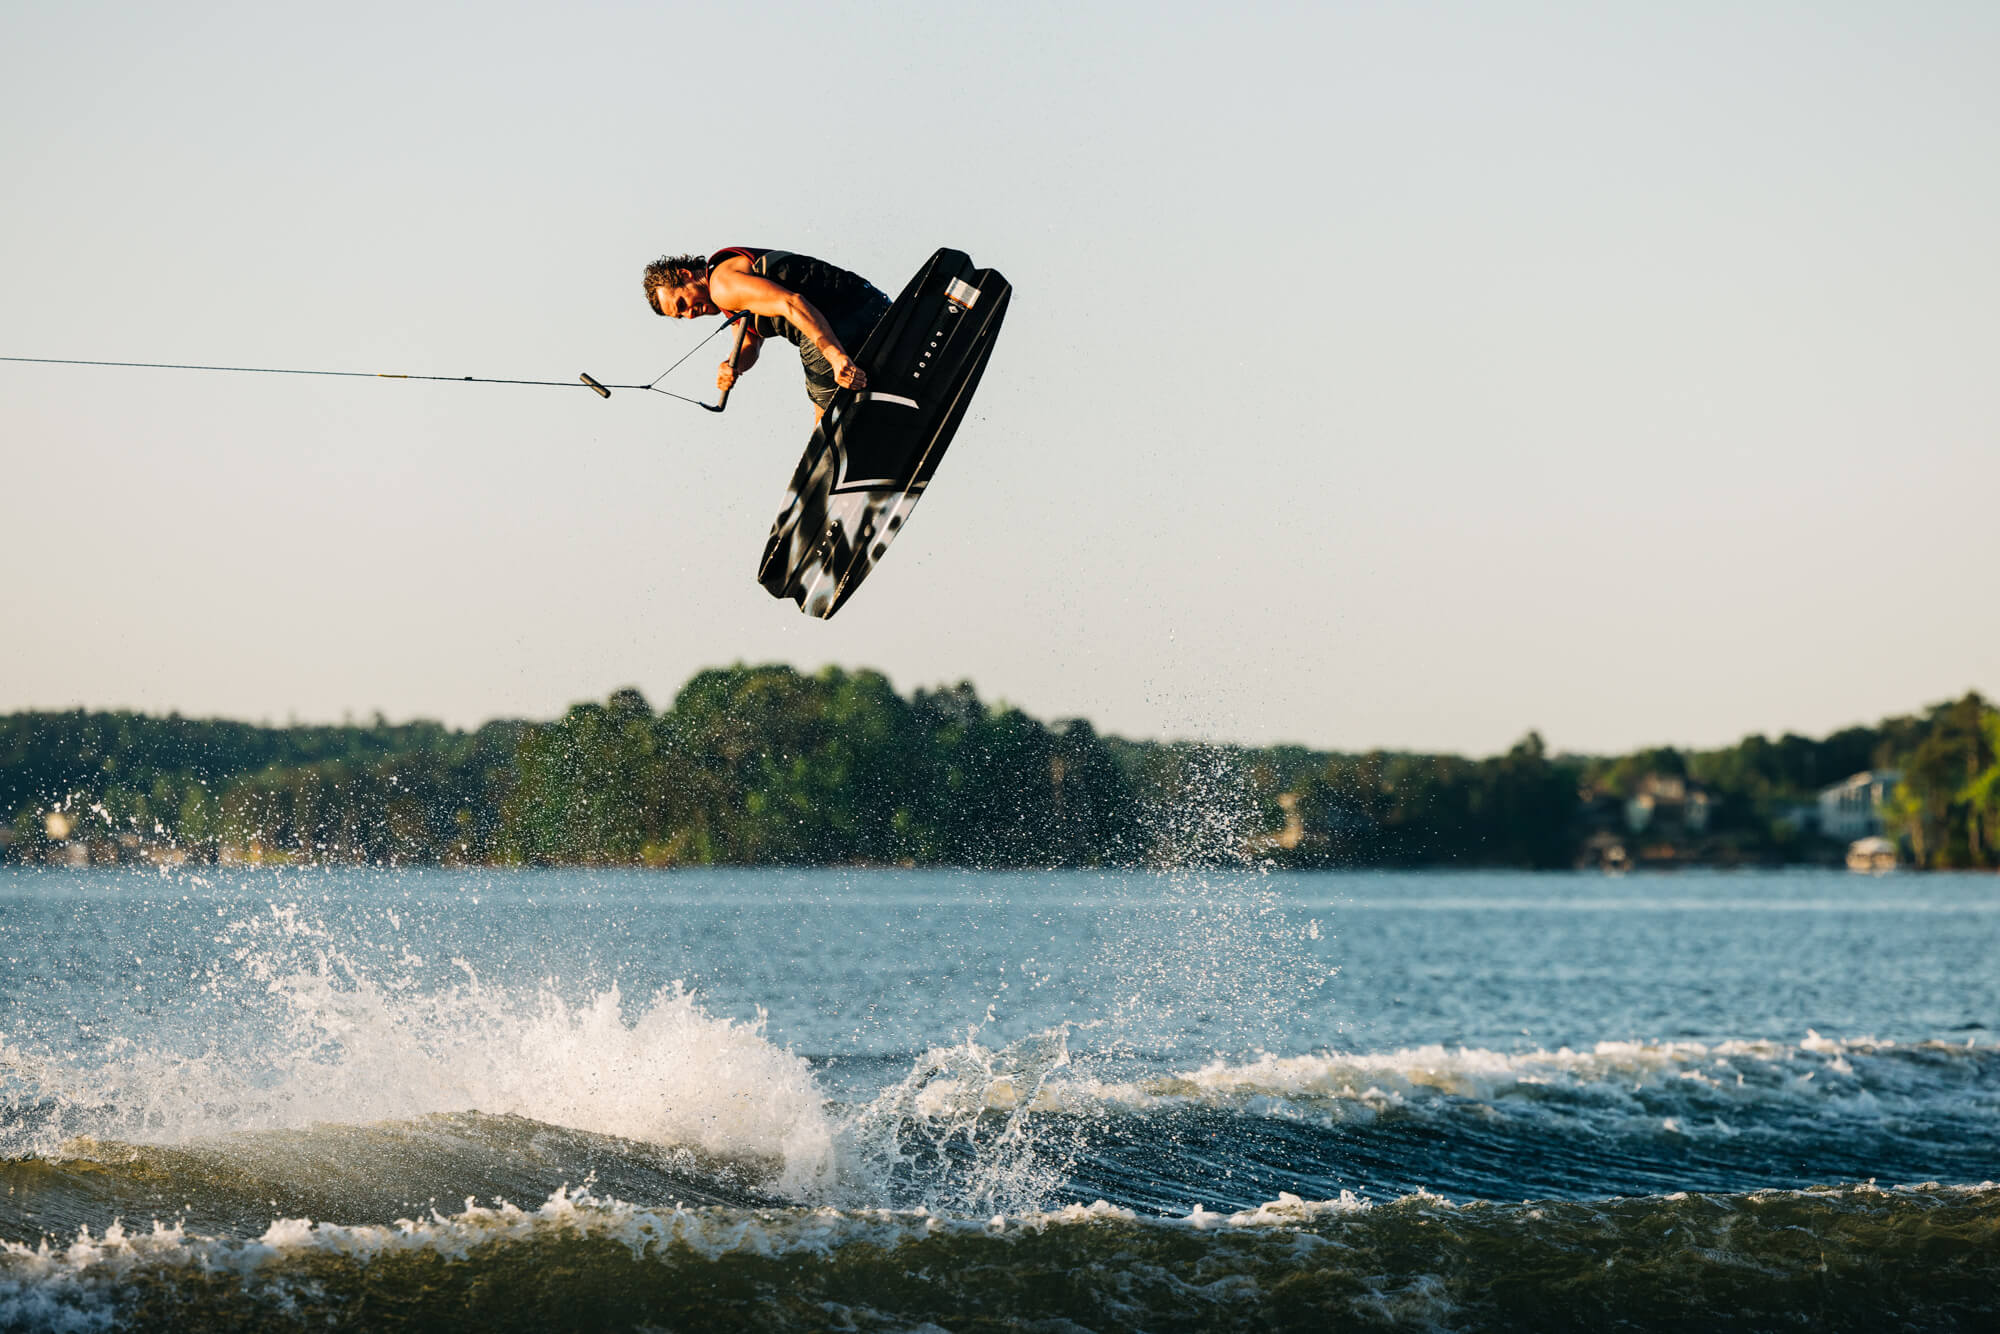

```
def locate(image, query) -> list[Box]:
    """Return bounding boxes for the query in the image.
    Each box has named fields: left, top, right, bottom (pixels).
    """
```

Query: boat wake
left=4, top=1180, right=1994, bottom=1333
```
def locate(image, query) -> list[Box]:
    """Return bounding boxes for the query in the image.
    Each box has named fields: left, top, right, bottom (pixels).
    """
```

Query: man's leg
left=800, top=295, right=888, bottom=423
left=799, top=345, right=839, bottom=423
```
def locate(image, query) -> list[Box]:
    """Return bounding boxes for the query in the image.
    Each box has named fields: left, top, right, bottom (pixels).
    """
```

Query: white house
left=1817, top=771, right=1901, bottom=841
left=1623, top=775, right=1714, bottom=836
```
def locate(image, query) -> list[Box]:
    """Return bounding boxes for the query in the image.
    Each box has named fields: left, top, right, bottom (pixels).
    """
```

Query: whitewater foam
left=6, top=1183, right=1995, bottom=1334
left=5, top=958, right=836, bottom=1197
left=834, top=1026, right=1079, bottom=1214
left=0, top=1182, right=1375, bottom=1280
left=1026, top=1032, right=2000, bottom=1136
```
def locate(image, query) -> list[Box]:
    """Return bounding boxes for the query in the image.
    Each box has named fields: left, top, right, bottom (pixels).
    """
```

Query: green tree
left=1883, top=694, right=1998, bottom=868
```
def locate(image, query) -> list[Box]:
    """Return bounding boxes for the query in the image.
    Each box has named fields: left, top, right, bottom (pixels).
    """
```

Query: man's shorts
left=798, top=292, right=893, bottom=412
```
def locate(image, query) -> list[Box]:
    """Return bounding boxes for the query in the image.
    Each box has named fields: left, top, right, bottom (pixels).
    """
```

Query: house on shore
left=1818, top=770, right=1901, bottom=841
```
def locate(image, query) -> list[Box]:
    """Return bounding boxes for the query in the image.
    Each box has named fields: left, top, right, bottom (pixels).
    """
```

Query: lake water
left=2, top=865, right=1996, bottom=1330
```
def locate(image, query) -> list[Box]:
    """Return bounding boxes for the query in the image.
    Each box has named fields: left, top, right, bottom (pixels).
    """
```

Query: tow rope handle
left=707, top=314, right=752, bottom=413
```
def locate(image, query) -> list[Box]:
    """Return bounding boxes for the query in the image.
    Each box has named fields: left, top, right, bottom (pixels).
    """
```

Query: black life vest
left=709, top=247, right=888, bottom=348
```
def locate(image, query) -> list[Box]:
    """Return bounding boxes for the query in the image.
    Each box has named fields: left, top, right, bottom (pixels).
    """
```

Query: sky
left=2, top=0, right=1995, bottom=757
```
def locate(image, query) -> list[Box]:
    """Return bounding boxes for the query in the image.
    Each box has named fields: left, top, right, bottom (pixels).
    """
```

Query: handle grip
left=708, top=315, right=752, bottom=413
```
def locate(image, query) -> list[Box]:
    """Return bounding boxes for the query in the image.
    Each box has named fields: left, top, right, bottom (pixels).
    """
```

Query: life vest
left=708, top=248, right=888, bottom=348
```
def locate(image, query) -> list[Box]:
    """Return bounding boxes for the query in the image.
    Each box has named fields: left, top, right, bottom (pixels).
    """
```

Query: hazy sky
left=3, top=1, right=1995, bottom=756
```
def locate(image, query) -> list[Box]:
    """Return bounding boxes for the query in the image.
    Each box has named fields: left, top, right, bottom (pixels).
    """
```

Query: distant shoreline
left=5, top=669, right=1994, bottom=874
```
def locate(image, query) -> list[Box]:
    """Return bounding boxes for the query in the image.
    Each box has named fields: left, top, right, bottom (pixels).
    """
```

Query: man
left=643, top=248, right=891, bottom=422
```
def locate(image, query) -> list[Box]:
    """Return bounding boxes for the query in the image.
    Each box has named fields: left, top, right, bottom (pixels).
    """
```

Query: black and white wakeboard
left=757, top=248, right=1008, bottom=619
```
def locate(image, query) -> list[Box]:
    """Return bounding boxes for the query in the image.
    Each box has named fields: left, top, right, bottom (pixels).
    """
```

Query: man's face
left=658, top=281, right=718, bottom=319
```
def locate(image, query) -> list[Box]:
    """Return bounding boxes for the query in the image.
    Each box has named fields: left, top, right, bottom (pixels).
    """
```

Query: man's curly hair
left=643, top=254, right=709, bottom=315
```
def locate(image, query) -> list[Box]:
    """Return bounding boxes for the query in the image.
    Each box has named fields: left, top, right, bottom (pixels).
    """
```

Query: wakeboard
left=757, top=248, right=1009, bottom=618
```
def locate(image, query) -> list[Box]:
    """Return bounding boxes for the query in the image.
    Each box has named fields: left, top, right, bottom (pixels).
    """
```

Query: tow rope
left=1, top=310, right=751, bottom=412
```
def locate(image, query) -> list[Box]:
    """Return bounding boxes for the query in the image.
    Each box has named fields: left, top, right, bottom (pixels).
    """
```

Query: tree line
left=1, top=667, right=1994, bottom=870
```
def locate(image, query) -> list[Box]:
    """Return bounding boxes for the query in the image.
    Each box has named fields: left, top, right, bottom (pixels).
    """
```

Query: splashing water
left=837, top=1025, right=1077, bottom=1214
left=1092, top=744, right=1334, bottom=1062
left=4, top=899, right=837, bottom=1197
